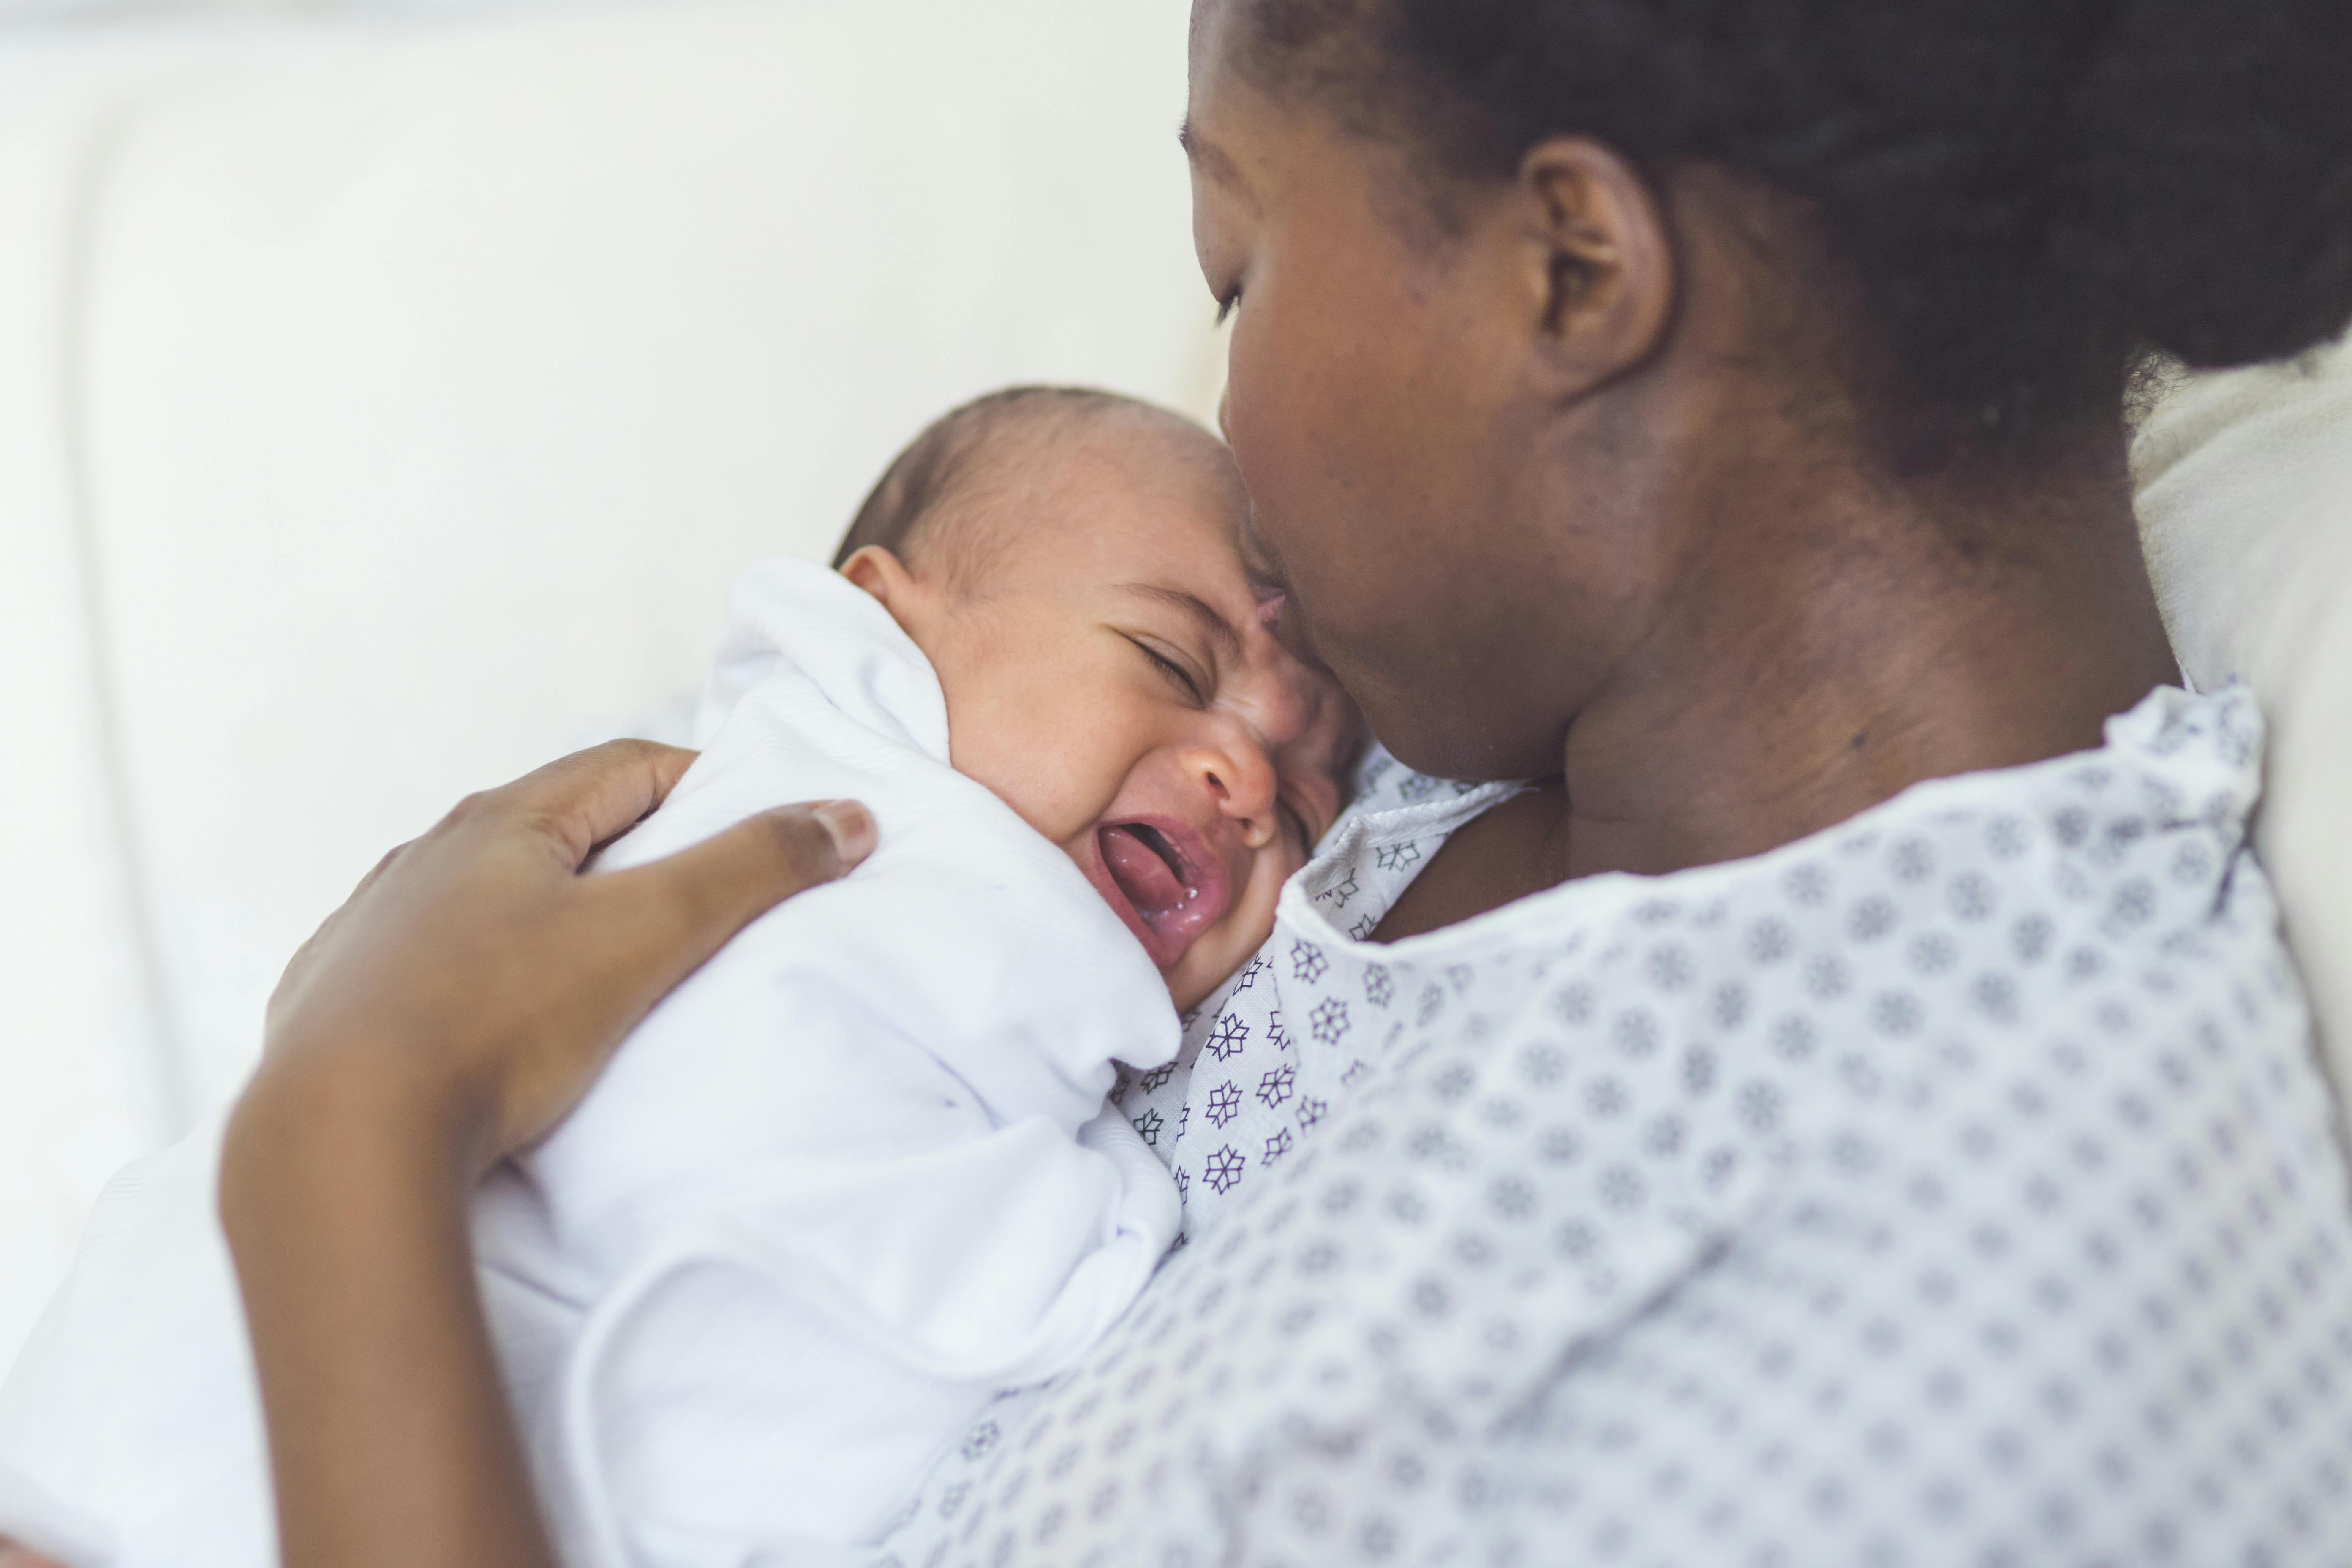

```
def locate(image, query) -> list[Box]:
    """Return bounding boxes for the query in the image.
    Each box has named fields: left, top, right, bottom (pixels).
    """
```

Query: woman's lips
left=1086, top=817, right=1234, bottom=972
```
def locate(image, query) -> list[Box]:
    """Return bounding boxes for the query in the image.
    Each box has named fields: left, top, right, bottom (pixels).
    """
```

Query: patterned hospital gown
left=876, top=686, right=2352, bottom=1568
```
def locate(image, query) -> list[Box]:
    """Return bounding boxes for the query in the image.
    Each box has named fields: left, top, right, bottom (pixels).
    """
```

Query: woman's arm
left=218, top=741, right=874, bottom=1568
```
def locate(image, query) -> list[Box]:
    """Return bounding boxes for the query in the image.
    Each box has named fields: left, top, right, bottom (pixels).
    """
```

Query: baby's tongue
left=1101, top=825, right=1187, bottom=921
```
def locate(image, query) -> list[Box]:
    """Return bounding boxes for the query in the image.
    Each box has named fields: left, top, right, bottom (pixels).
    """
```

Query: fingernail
left=811, top=800, right=877, bottom=866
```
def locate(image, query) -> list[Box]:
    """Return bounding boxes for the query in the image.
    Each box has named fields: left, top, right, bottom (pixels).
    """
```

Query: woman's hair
left=1242, top=0, right=2352, bottom=470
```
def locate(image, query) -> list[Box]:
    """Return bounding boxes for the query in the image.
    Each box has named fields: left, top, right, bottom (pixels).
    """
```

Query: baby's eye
left=1132, top=638, right=1207, bottom=704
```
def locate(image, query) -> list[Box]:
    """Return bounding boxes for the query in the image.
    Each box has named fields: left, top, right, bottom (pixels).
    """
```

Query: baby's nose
left=1182, top=729, right=1280, bottom=849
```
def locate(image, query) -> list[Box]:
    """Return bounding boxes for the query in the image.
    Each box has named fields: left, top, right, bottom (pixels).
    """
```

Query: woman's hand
left=218, top=741, right=873, bottom=1568
left=243, top=740, right=874, bottom=1174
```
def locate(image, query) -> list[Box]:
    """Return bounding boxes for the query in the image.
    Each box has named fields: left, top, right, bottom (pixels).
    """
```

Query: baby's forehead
left=953, top=408, right=1249, bottom=573
left=987, top=401, right=1237, bottom=508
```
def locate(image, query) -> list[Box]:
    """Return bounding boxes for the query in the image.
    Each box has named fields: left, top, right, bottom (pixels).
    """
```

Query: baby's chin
left=1162, top=887, right=1288, bottom=1012
left=1165, top=936, right=1259, bottom=1015
left=1171, top=843, right=1315, bottom=1010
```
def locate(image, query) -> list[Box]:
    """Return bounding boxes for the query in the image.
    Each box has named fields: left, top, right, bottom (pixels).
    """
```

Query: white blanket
left=0, top=559, right=1183, bottom=1568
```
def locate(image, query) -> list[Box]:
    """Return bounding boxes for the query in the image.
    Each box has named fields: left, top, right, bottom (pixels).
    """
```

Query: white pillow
left=2134, top=335, right=2352, bottom=1102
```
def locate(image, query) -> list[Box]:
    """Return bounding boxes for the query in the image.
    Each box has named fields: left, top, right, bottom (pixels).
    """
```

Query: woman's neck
left=1372, top=416, right=2179, bottom=946
left=1554, top=422, right=2180, bottom=881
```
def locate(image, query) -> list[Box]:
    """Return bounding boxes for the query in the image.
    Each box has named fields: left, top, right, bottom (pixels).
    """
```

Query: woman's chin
left=1367, top=700, right=1563, bottom=789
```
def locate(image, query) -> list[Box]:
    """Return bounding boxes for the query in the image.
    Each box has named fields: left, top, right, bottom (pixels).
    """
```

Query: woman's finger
left=471, top=739, right=703, bottom=868
left=263, top=837, right=419, bottom=1045
left=587, top=800, right=877, bottom=1007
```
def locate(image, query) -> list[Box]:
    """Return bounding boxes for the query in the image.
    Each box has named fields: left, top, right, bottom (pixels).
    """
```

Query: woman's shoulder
left=1420, top=686, right=2345, bottom=1566
left=1266, top=680, right=2336, bottom=1292
left=1231, top=687, right=2347, bottom=1559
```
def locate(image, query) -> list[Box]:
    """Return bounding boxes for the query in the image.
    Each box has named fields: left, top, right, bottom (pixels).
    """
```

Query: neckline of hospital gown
left=874, top=685, right=2352, bottom=1568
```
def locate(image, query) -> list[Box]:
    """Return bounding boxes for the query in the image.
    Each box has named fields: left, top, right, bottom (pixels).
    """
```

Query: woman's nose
left=1182, top=727, right=1279, bottom=849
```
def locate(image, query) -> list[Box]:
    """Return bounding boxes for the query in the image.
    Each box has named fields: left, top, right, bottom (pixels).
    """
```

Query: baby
left=0, top=389, right=1356, bottom=1568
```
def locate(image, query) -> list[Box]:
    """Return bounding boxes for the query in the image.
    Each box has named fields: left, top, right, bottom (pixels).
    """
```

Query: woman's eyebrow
left=1179, top=121, right=1245, bottom=192
left=1116, top=582, right=1243, bottom=660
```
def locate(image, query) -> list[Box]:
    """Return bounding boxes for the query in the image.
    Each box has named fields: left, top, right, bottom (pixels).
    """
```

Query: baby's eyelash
left=1215, top=286, right=1242, bottom=326
left=1137, top=641, right=1207, bottom=703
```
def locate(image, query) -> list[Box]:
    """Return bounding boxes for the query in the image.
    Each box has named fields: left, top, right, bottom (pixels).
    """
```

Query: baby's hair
left=832, top=386, right=1177, bottom=589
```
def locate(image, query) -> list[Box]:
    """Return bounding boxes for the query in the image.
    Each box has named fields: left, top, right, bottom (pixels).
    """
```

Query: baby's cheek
left=1234, top=841, right=1299, bottom=945
left=1169, top=847, right=1293, bottom=1012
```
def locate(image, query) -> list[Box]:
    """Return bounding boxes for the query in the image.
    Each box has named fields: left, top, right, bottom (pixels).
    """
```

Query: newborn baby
left=0, top=389, right=1355, bottom=1568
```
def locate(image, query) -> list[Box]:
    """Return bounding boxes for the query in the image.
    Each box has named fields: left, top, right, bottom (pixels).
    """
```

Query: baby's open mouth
left=1103, top=821, right=1186, bottom=900
left=1092, top=820, right=1231, bottom=970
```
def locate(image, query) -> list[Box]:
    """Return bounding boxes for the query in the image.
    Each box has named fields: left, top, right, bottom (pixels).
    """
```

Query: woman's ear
left=1514, top=138, right=1677, bottom=392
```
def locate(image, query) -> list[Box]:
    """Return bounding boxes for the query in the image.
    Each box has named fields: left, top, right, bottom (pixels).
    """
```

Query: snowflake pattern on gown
left=1108, top=754, right=1516, bottom=1252
left=875, top=688, right=2352, bottom=1568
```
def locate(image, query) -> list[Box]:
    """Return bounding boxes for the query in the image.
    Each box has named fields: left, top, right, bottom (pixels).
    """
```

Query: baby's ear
left=839, top=545, right=913, bottom=607
left=841, top=544, right=953, bottom=647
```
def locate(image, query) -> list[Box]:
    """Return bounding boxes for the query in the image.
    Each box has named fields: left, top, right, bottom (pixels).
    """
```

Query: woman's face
left=1182, top=2, right=1690, bottom=784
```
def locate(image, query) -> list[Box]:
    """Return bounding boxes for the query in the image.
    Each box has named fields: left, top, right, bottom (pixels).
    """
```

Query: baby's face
left=848, top=416, right=1357, bottom=1011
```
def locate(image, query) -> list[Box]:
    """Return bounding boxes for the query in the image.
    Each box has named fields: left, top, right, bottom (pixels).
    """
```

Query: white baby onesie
left=0, top=558, right=1183, bottom=1568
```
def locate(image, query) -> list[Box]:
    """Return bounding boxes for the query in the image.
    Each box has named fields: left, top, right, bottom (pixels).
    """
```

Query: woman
left=49, top=0, right=2352, bottom=1564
